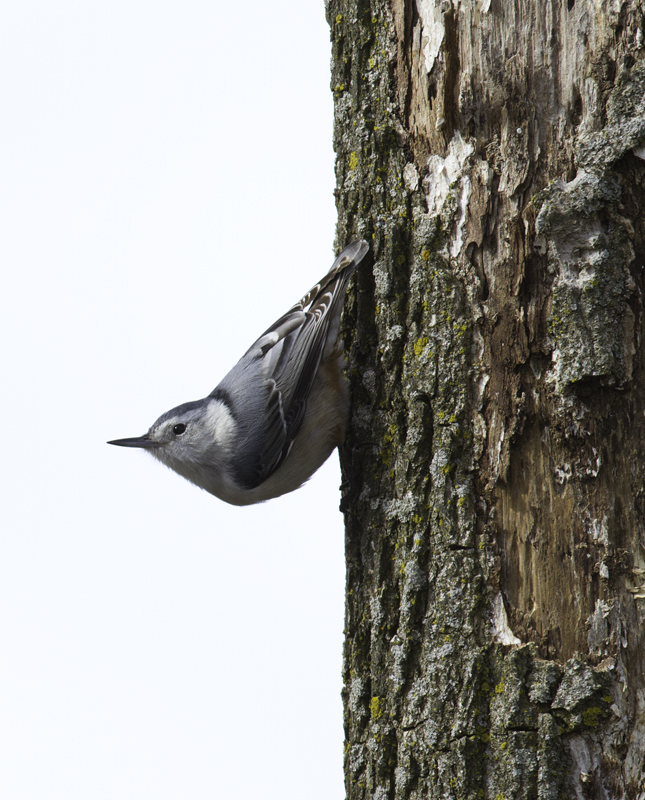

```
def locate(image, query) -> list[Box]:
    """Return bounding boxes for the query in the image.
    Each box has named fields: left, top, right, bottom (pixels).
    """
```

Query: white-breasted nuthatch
left=108, top=240, right=369, bottom=505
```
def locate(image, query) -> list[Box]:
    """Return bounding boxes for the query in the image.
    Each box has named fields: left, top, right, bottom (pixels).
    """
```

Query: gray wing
left=211, top=239, right=369, bottom=491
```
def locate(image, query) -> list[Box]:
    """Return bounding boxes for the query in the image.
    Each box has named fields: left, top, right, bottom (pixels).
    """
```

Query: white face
left=143, top=398, right=238, bottom=496
left=147, top=398, right=236, bottom=461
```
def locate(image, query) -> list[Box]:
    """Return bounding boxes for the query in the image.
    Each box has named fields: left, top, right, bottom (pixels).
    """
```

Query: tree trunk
left=328, top=0, right=645, bottom=797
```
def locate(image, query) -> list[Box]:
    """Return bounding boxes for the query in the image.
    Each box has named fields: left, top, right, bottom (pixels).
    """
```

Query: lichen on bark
left=328, top=0, right=645, bottom=797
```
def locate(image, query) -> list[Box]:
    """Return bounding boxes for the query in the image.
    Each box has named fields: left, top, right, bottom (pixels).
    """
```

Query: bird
left=108, top=239, right=369, bottom=505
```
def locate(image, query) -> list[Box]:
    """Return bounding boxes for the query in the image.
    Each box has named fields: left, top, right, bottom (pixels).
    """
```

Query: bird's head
left=108, top=398, right=236, bottom=486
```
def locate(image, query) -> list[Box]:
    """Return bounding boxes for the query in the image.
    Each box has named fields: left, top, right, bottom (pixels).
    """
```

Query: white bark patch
left=403, top=162, right=419, bottom=192
left=370, top=595, right=384, bottom=627
left=490, top=592, right=521, bottom=646
left=415, top=0, right=445, bottom=73
left=425, top=131, right=474, bottom=220
left=404, top=562, right=427, bottom=592
left=430, top=448, right=449, bottom=484
left=475, top=371, right=489, bottom=410
left=348, top=677, right=367, bottom=716
left=373, top=260, right=392, bottom=297
left=589, top=515, right=609, bottom=547
left=587, top=598, right=612, bottom=654
left=450, top=174, right=472, bottom=258
left=384, top=492, right=417, bottom=522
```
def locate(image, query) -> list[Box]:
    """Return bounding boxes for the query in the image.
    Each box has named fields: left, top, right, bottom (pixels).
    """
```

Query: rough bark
left=327, top=0, right=645, bottom=797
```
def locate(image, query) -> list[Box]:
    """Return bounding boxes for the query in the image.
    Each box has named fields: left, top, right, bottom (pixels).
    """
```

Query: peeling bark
left=327, top=0, right=645, bottom=797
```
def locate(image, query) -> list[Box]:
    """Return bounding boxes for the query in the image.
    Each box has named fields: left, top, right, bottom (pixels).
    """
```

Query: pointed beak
left=107, top=435, right=157, bottom=449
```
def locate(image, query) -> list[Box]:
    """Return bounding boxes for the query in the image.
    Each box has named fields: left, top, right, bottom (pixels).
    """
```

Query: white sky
left=1, top=2, right=346, bottom=798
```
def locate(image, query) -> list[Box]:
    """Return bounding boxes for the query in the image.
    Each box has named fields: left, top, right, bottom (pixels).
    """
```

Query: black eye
left=173, top=423, right=187, bottom=436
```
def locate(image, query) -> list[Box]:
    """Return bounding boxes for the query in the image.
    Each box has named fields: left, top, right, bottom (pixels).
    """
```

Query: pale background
left=1, top=2, right=346, bottom=798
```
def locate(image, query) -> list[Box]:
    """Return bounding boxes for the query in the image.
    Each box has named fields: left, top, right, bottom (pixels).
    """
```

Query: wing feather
left=212, top=240, right=368, bottom=490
